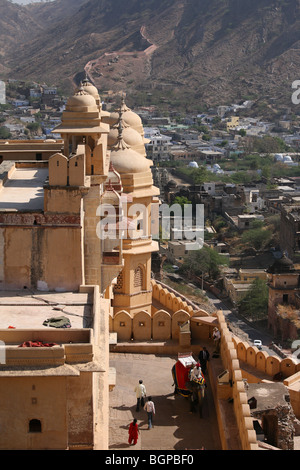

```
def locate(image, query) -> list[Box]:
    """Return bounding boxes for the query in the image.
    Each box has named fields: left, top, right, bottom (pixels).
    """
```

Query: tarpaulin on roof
left=43, top=316, right=71, bottom=328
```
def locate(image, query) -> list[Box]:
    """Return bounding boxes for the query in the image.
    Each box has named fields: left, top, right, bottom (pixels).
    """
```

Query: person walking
left=134, top=379, right=146, bottom=411
left=198, top=346, right=210, bottom=374
left=128, top=418, right=140, bottom=446
left=144, top=396, right=155, bottom=429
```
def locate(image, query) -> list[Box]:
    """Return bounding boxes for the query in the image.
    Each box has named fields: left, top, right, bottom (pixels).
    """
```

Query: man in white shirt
left=189, top=363, right=205, bottom=384
left=144, top=396, right=155, bottom=429
left=134, top=380, right=146, bottom=411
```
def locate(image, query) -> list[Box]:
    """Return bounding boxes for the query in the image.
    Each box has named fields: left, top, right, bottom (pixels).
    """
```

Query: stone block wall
left=216, top=311, right=259, bottom=450
left=232, top=336, right=300, bottom=379
left=111, top=280, right=216, bottom=342
left=232, top=335, right=300, bottom=422
left=284, top=372, right=300, bottom=420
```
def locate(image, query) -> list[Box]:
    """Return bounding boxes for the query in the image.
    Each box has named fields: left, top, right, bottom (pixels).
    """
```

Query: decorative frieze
left=0, top=212, right=81, bottom=227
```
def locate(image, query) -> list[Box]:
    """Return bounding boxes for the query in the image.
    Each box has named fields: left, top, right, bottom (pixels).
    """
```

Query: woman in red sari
left=128, top=418, right=139, bottom=446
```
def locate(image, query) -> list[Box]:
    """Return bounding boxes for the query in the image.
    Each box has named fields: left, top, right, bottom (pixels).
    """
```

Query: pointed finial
left=75, top=85, right=88, bottom=96
left=118, top=111, right=124, bottom=138
left=111, top=110, right=130, bottom=151
left=119, top=93, right=130, bottom=113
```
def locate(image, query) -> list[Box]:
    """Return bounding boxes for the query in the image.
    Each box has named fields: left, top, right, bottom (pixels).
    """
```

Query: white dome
left=110, top=110, right=142, bottom=129
left=66, top=89, right=97, bottom=111
left=108, top=125, right=144, bottom=148
left=110, top=144, right=152, bottom=174
left=188, top=161, right=198, bottom=168
left=81, top=78, right=99, bottom=99
left=109, top=97, right=143, bottom=134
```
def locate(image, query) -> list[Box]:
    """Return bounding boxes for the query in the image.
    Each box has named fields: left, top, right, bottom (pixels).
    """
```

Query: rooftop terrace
left=0, top=290, right=93, bottom=330
left=0, top=166, right=48, bottom=211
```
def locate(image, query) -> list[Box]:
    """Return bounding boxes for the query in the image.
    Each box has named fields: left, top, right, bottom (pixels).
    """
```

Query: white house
left=0, top=81, right=6, bottom=105
left=144, top=127, right=172, bottom=162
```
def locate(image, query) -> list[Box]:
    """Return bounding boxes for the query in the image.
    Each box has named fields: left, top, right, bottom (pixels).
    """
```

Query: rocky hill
left=2, top=0, right=300, bottom=110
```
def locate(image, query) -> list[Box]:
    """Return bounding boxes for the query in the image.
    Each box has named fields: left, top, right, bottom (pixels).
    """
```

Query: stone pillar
left=83, top=177, right=104, bottom=288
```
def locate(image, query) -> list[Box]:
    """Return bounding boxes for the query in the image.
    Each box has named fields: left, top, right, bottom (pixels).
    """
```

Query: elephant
left=185, top=379, right=206, bottom=417
left=171, top=360, right=206, bottom=417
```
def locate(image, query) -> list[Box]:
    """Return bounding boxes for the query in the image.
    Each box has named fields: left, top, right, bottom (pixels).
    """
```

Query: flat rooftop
left=247, top=382, right=290, bottom=411
left=0, top=167, right=48, bottom=211
left=0, top=290, right=93, bottom=329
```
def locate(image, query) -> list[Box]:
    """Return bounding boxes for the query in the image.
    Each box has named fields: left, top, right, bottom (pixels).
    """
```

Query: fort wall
left=110, top=277, right=300, bottom=449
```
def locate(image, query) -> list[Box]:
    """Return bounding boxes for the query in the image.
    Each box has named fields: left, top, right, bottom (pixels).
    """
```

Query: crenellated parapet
left=214, top=310, right=259, bottom=450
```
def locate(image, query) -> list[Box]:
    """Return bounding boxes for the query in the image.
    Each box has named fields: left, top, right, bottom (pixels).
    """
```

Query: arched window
left=29, top=419, right=42, bottom=433
left=134, top=266, right=143, bottom=290
left=114, top=271, right=123, bottom=291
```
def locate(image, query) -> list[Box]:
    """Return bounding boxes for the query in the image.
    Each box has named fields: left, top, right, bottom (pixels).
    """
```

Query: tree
left=213, top=216, right=228, bottom=232
left=180, top=246, right=228, bottom=281
left=0, top=126, right=11, bottom=139
left=191, top=166, right=208, bottom=184
left=172, top=196, right=191, bottom=210
left=26, top=122, right=40, bottom=134
left=241, top=227, right=272, bottom=251
left=238, top=278, right=269, bottom=320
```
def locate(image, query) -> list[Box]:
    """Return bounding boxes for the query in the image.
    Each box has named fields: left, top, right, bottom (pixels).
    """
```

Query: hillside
left=0, top=0, right=42, bottom=75
left=2, top=0, right=300, bottom=110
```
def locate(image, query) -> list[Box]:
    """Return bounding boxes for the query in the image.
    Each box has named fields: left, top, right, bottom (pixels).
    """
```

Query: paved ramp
left=109, top=353, right=222, bottom=451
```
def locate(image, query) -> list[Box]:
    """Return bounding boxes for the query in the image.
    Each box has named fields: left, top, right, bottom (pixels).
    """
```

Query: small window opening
left=29, top=419, right=42, bottom=433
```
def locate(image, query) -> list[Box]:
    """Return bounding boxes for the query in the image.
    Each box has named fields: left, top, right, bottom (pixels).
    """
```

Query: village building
left=279, top=201, right=300, bottom=262
left=0, top=81, right=6, bottom=105
left=144, top=127, right=172, bottom=162
left=267, top=255, right=300, bottom=342
left=224, top=268, right=268, bottom=305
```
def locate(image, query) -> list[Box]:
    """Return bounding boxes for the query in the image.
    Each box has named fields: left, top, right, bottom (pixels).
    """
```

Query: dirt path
left=85, top=25, right=158, bottom=87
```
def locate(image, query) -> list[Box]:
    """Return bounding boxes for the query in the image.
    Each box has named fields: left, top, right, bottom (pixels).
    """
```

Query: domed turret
left=110, top=116, right=152, bottom=174
left=107, top=96, right=144, bottom=135
left=166, top=179, right=177, bottom=189
left=81, top=77, right=100, bottom=99
left=79, top=77, right=104, bottom=112
left=66, top=87, right=98, bottom=112
left=108, top=124, right=146, bottom=156
left=267, top=254, right=295, bottom=274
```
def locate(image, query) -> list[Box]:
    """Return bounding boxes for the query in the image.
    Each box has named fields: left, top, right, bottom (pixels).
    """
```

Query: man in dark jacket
left=198, top=346, right=210, bottom=374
